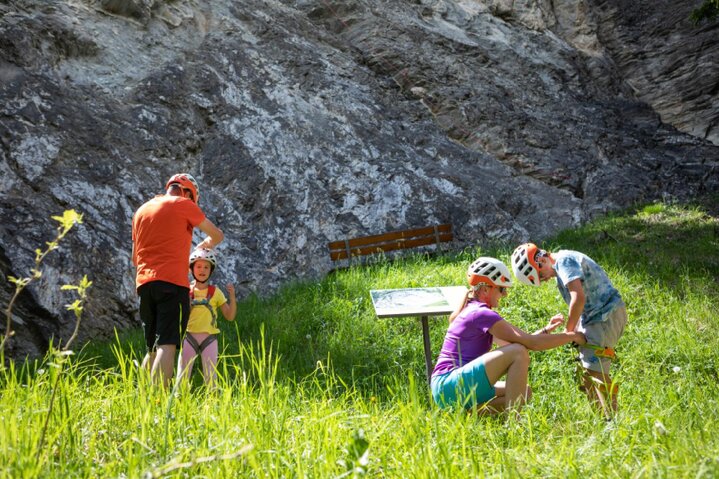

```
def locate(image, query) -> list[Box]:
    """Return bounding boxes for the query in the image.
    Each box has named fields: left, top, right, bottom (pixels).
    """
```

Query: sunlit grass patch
left=2, top=200, right=718, bottom=477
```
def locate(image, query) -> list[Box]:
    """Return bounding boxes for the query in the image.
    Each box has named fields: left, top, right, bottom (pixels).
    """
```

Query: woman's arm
left=490, top=319, right=585, bottom=351
left=532, top=314, right=565, bottom=335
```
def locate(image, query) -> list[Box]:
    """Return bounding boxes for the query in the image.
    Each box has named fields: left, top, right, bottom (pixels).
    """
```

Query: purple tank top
left=432, top=300, right=503, bottom=377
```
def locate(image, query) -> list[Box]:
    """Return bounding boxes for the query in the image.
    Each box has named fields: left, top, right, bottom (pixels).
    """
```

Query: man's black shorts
left=138, top=280, right=190, bottom=352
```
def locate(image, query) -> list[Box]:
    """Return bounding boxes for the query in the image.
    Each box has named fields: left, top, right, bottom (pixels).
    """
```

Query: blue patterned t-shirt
left=553, top=250, right=623, bottom=325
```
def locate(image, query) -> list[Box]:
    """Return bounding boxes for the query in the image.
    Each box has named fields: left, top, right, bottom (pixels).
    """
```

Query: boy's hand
left=572, top=332, right=587, bottom=346
left=226, top=283, right=235, bottom=298
left=545, top=314, right=564, bottom=333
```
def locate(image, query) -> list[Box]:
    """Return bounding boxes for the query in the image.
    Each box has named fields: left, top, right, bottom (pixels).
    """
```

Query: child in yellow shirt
left=179, top=247, right=236, bottom=388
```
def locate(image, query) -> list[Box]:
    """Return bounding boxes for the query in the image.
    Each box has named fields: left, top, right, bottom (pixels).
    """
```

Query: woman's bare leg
left=481, top=344, right=531, bottom=411
left=474, top=382, right=533, bottom=415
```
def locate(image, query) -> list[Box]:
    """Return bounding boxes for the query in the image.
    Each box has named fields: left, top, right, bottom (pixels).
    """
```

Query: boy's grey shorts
left=577, top=305, right=627, bottom=374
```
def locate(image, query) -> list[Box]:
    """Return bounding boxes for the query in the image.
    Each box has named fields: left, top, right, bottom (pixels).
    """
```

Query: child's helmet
left=511, top=243, right=541, bottom=286
left=467, top=257, right=513, bottom=289
left=165, top=173, right=199, bottom=203
left=190, top=247, right=217, bottom=274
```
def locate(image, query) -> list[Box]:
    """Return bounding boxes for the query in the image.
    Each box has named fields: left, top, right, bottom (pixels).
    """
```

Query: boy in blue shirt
left=511, top=243, right=627, bottom=415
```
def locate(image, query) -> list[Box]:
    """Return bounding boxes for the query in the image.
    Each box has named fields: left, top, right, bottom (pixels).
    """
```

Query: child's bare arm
left=220, top=283, right=237, bottom=321
left=564, top=279, right=585, bottom=332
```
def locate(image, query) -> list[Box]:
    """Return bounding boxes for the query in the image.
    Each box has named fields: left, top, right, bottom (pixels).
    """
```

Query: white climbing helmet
left=511, top=242, right=542, bottom=286
left=189, top=247, right=217, bottom=273
left=467, top=257, right=513, bottom=289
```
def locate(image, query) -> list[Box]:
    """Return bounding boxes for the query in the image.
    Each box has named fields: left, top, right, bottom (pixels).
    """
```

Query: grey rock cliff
left=0, top=0, right=717, bottom=359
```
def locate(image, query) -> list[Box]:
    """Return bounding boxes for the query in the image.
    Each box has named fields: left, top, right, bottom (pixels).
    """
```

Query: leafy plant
left=1, top=209, right=83, bottom=356
left=0, top=209, right=92, bottom=467
left=36, top=274, right=92, bottom=461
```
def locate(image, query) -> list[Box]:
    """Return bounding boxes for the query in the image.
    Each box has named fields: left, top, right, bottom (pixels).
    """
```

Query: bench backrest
left=328, top=224, right=453, bottom=262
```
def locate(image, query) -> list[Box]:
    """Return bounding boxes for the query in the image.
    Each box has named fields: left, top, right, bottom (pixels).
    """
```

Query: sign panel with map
left=369, top=286, right=468, bottom=318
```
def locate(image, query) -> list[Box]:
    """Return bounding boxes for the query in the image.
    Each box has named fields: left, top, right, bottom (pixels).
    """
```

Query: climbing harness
left=581, top=343, right=616, bottom=360
left=182, top=285, right=219, bottom=379
left=184, top=331, right=218, bottom=356
left=185, top=286, right=218, bottom=356
left=190, top=285, right=218, bottom=329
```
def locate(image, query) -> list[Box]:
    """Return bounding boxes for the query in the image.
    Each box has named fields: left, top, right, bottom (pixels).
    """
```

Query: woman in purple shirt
left=431, top=257, right=586, bottom=414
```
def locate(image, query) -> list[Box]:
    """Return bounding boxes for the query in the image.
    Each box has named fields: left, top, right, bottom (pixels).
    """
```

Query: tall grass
left=2, top=201, right=718, bottom=477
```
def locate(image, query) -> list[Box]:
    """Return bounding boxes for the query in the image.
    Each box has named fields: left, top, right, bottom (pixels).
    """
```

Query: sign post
left=369, top=286, right=467, bottom=386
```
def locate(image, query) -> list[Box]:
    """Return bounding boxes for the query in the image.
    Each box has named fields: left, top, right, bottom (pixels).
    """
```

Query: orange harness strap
left=585, top=344, right=616, bottom=360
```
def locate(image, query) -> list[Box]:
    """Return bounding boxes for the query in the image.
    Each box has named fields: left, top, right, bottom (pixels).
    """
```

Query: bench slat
left=329, top=230, right=453, bottom=260
left=328, top=224, right=452, bottom=250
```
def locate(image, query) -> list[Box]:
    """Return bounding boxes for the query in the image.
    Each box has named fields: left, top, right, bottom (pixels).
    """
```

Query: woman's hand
left=571, top=332, right=587, bottom=345
left=545, top=314, right=565, bottom=333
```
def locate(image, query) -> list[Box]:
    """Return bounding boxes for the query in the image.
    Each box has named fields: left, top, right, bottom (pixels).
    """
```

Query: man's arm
left=564, top=278, right=585, bottom=332
left=196, top=218, right=224, bottom=250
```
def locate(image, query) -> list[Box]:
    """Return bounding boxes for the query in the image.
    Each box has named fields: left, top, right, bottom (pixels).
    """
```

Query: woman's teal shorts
left=431, top=356, right=496, bottom=409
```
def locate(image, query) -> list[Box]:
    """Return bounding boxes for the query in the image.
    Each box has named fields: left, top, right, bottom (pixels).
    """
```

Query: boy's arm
left=564, top=279, right=585, bottom=332
left=220, top=283, right=237, bottom=321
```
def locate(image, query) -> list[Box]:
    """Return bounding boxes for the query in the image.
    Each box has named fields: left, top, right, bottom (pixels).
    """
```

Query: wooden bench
left=328, top=224, right=453, bottom=264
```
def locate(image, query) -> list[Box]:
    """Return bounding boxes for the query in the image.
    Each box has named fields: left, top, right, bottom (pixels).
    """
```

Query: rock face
left=587, top=0, right=719, bottom=144
left=0, top=0, right=717, bottom=359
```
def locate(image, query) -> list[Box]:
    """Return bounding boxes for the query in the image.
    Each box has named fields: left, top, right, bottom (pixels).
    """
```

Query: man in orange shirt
left=132, top=173, right=224, bottom=388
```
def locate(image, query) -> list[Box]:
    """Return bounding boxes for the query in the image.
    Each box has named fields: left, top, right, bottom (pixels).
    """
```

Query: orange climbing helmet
left=467, top=257, right=513, bottom=290
left=511, top=242, right=543, bottom=286
left=165, top=173, right=199, bottom=203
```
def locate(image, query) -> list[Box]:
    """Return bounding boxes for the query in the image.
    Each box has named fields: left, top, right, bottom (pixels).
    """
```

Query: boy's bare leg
left=582, top=369, right=618, bottom=417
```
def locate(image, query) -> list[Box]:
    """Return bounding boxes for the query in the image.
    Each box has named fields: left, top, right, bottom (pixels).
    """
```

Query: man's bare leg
left=151, top=344, right=176, bottom=388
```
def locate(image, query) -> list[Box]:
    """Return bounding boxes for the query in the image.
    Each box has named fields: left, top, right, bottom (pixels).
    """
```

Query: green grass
left=2, top=200, right=719, bottom=477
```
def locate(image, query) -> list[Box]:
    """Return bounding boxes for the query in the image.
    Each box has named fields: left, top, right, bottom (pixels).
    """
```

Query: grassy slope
left=2, top=201, right=718, bottom=477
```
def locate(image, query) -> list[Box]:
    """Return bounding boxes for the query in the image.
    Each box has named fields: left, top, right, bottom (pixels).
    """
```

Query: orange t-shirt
left=132, top=195, right=206, bottom=289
